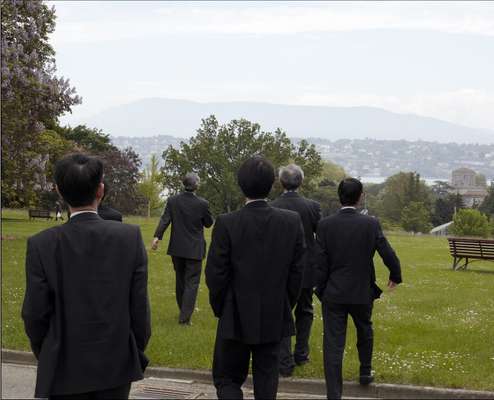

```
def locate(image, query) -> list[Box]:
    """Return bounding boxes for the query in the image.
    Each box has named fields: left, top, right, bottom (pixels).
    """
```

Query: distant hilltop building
left=451, top=167, right=488, bottom=207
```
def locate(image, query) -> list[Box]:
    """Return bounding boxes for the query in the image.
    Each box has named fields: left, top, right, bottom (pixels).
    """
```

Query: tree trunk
left=147, top=200, right=151, bottom=218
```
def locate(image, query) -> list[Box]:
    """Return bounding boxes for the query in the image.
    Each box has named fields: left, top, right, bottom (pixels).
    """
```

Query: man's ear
left=96, top=182, right=105, bottom=203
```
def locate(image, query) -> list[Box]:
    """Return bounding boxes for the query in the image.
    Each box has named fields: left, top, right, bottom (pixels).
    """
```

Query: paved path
left=2, top=363, right=334, bottom=399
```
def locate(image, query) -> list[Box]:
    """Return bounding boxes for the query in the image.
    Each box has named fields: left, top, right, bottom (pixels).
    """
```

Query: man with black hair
left=22, top=153, right=151, bottom=399
left=206, top=156, right=305, bottom=399
left=315, top=177, right=402, bottom=400
left=98, top=180, right=123, bottom=221
left=271, top=164, right=321, bottom=377
left=152, top=172, right=214, bottom=325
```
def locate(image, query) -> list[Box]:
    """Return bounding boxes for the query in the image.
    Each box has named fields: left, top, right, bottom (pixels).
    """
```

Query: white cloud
left=49, top=1, right=494, bottom=45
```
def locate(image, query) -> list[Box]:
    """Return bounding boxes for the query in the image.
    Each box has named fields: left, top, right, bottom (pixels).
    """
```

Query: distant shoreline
left=360, top=176, right=493, bottom=186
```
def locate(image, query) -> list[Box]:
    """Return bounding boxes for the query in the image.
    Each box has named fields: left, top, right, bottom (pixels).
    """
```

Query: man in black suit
left=152, top=172, right=213, bottom=325
left=98, top=181, right=123, bottom=222
left=206, top=156, right=305, bottom=399
left=315, top=178, right=402, bottom=400
left=22, top=154, right=151, bottom=399
left=271, top=164, right=321, bottom=377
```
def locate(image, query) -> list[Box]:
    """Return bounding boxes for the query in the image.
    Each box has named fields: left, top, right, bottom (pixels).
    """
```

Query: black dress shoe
left=359, top=374, right=374, bottom=385
left=279, top=369, right=294, bottom=378
left=294, top=357, right=309, bottom=366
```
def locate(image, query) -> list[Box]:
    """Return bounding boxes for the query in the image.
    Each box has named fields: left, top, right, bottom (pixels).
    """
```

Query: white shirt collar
left=341, top=206, right=356, bottom=210
left=245, top=199, right=267, bottom=205
left=70, top=210, right=98, bottom=219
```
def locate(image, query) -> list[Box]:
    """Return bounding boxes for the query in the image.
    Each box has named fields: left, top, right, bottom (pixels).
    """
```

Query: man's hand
left=151, top=238, right=160, bottom=251
left=387, top=280, right=398, bottom=291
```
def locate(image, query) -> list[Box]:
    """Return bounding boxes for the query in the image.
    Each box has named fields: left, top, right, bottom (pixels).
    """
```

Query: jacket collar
left=69, top=212, right=102, bottom=223
left=338, top=207, right=358, bottom=214
left=244, top=200, right=270, bottom=209
left=281, top=191, right=300, bottom=198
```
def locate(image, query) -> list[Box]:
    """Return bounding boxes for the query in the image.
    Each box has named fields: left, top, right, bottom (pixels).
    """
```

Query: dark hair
left=183, top=172, right=200, bottom=191
left=54, top=153, right=104, bottom=207
left=338, top=178, right=363, bottom=206
left=237, top=156, right=275, bottom=199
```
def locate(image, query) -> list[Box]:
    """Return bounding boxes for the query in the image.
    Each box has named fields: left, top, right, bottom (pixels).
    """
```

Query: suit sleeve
left=375, top=220, right=402, bottom=284
left=202, top=201, right=214, bottom=228
left=205, top=216, right=231, bottom=317
left=287, top=216, right=305, bottom=307
left=130, top=228, right=151, bottom=358
left=153, top=200, right=172, bottom=239
left=314, top=223, right=330, bottom=299
left=22, top=238, right=52, bottom=359
left=312, top=201, right=322, bottom=232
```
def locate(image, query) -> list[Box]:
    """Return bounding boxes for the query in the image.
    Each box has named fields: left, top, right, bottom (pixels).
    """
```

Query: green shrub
left=452, top=209, right=489, bottom=238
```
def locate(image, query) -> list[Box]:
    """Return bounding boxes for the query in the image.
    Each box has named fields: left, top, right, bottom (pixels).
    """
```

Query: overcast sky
left=51, top=1, right=494, bottom=132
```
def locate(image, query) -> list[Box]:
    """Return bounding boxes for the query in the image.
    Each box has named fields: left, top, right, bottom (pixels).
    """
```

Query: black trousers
left=213, top=335, right=281, bottom=400
left=322, top=302, right=373, bottom=400
left=279, top=287, right=314, bottom=373
left=50, top=383, right=131, bottom=400
left=171, top=256, right=202, bottom=323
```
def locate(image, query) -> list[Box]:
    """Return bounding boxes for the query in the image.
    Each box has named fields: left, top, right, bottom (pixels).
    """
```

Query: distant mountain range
left=83, top=98, right=493, bottom=144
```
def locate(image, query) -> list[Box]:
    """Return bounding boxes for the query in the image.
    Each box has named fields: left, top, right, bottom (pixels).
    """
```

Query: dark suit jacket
left=98, top=204, right=123, bottom=222
left=22, top=213, right=151, bottom=397
left=271, top=191, right=321, bottom=288
left=205, top=201, right=305, bottom=345
left=315, top=208, right=402, bottom=304
left=154, top=191, right=214, bottom=260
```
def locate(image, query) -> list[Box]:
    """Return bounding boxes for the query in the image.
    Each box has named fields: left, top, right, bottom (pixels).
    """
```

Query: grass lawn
left=2, top=208, right=494, bottom=391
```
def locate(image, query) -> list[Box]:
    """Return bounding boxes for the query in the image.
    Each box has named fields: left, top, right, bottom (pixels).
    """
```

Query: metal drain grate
left=132, top=384, right=202, bottom=399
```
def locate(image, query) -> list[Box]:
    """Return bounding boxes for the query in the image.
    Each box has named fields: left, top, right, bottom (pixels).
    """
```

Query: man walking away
left=206, top=156, right=305, bottom=399
left=271, top=164, right=321, bottom=377
left=315, top=178, right=402, bottom=400
left=98, top=180, right=123, bottom=222
left=22, top=153, right=151, bottom=399
left=151, top=172, right=214, bottom=325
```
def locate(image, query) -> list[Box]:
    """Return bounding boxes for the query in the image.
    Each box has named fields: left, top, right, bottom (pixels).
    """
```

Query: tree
left=161, top=115, right=323, bottom=215
left=100, top=147, right=145, bottom=215
left=1, top=0, right=81, bottom=206
left=138, top=154, right=164, bottom=217
left=57, top=124, right=113, bottom=153
left=380, top=172, right=432, bottom=222
left=401, top=201, right=432, bottom=233
left=452, top=209, right=489, bottom=238
left=431, top=193, right=464, bottom=227
left=479, top=183, right=494, bottom=217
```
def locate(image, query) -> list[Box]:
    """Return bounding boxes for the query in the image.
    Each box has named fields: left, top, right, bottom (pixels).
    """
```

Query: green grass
left=2, top=208, right=494, bottom=391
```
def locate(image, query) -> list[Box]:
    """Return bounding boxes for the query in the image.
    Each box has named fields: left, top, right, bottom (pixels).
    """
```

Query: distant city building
left=450, top=167, right=488, bottom=207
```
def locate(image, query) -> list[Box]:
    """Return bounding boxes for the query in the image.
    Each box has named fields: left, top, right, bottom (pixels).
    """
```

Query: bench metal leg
left=453, top=257, right=463, bottom=271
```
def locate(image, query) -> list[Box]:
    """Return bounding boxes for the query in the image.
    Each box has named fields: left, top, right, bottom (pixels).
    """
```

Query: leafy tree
left=100, top=147, right=145, bottom=215
left=452, top=209, right=489, bottom=238
left=380, top=172, right=432, bottom=222
left=161, top=115, right=322, bottom=215
left=479, top=183, right=494, bottom=216
left=57, top=125, right=113, bottom=153
left=1, top=0, right=81, bottom=206
left=431, top=193, right=464, bottom=226
left=401, top=201, right=432, bottom=233
left=138, top=154, right=164, bottom=217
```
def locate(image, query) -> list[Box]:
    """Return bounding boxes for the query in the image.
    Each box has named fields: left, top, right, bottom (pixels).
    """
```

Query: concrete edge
left=3, top=349, right=494, bottom=399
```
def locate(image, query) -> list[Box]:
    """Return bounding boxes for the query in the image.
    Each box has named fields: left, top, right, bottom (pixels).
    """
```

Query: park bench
left=447, top=237, right=494, bottom=270
left=28, top=209, right=52, bottom=220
